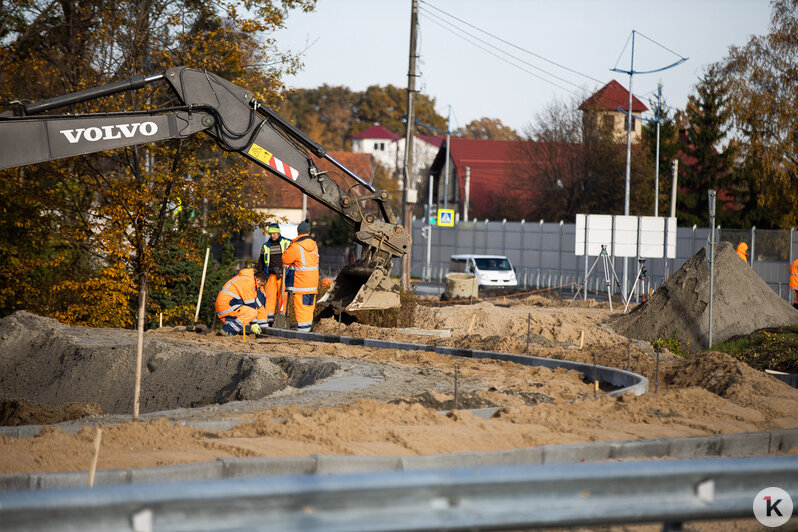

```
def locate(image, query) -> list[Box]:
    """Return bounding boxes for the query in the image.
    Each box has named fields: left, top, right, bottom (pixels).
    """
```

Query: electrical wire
left=418, top=11, right=580, bottom=96
left=420, top=0, right=604, bottom=85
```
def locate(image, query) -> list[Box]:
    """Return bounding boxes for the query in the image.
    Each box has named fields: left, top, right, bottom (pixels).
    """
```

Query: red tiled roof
left=417, top=134, right=444, bottom=148
left=579, top=80, right=648, bottom=113
left=352, top=124, right=401, bottom=141
left=250, top=151, right=374, bottom=214
left=445, top=138, right=534, bottom=220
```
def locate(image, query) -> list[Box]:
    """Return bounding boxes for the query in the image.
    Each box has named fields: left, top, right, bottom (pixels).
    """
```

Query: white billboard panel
left=575, top=214, right=613, bottom=256
left=575, top=214, right=677, bottom=258
left=613, top=216, right=638, bottom=257
left=638, top=216, right=665, bottom=258
left=665, top=217, right=677, bottom=259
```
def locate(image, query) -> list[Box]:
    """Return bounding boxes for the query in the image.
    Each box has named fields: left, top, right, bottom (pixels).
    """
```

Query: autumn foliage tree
left=519, top=96, right=650, bottom=222
left=279, top=84, right=447, bottom=150
left=715, top=0, right=798, bottom=229
left=0, top=0, right=316, bottom=326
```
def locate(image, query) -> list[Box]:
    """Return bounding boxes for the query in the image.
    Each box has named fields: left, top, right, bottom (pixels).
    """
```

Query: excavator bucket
left=318, top=265, right=400, bottom=311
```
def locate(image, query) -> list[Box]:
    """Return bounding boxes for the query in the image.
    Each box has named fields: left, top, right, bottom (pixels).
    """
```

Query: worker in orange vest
left=790, top=258, right=798, bottom=309
left=282, top=219, right=319, bottom=332
left=215, top=268, right=268, bottom=336
left=736, top=242, right=749, bottom=263
left=256, top=223, right=291, bottom=327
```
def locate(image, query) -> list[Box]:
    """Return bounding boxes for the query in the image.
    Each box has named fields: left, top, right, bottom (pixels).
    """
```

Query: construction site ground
left=1, top=286, right=797, bottom=478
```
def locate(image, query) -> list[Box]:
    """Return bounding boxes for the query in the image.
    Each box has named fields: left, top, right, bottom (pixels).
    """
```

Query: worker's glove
left=250, top=323, right=262, bottom=335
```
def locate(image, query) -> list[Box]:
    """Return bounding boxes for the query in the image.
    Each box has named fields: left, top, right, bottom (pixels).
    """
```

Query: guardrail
left=1, top=456, right=795, bottom=531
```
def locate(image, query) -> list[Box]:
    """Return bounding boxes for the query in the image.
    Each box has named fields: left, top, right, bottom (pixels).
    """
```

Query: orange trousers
left=262, top=273, right=284, bottom=325
left=290, top=291, right=316, bottom=331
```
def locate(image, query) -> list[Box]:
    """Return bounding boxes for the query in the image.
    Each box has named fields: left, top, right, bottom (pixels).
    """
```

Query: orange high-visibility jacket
left=215, top=268, right=266, bottom=317
left=736, top=242, right=748, bottom=261
left=282, top=234, right=319, bottom=294
left=790, top=259, right=798, bottom=290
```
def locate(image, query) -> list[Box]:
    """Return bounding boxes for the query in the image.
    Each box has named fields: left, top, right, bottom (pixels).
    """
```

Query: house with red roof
left=427, top=138, right=531, bottom=222
left=352, top=124, right=443, bottom=183
left=579, top=80, right=648, bottom=144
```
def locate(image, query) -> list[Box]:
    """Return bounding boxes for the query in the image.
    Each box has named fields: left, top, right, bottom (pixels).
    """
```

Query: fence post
left=520, top=219, right=526, bottom=273
left=692, top=224, right=697, bottom=255
left=472, top=219, right=476, bottom=254
left=484, top=219, right=489, bottom=254
left=537, top=219, right=544, bottom=289
left=559, top=220, right=564, bottom=287
left=751, top=226, right=756, bottom=267
left=502, top=219, right=507, bottom=256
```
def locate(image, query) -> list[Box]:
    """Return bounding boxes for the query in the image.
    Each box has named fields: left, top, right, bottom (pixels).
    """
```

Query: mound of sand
left=612, top=242, right=798, bottom=349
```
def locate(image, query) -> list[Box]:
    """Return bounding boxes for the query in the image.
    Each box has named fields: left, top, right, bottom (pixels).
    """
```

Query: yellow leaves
left=53, top=263, right=137, bottom=328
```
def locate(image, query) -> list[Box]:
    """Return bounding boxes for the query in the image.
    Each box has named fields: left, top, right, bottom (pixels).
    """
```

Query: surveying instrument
left=623, top=258, right=648, bottom=313
left=570, top=245, right=625, bottom=312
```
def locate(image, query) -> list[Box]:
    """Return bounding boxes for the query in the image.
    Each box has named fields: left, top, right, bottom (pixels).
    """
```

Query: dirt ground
left=1, top=290, right=797, bottom=477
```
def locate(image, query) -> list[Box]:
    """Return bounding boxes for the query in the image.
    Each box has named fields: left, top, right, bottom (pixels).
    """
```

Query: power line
left=418, top=11, right=580, bottom=96
left=419, top=7, right=588, bottom=93
left=420, top=0, right=605, bottom=85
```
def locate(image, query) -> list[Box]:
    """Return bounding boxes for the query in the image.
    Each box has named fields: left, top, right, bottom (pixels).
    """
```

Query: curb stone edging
left=1, top=428, right=795, bottom=492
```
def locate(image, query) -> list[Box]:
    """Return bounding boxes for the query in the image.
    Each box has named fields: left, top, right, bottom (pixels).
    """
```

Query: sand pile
left=0, top=311, right=339, bottom=416
left=612, top=241, right=798, bottom=349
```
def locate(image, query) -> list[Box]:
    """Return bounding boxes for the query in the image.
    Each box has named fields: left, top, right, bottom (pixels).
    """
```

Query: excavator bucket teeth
left=319, top=266, right=400, bottom=311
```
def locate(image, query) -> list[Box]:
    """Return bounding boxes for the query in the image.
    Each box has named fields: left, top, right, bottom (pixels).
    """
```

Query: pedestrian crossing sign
left=437, top=208, right=455, bottom=227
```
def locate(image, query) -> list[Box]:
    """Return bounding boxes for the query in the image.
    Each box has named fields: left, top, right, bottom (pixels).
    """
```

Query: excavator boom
left=0, top=67, right=409, bottom=311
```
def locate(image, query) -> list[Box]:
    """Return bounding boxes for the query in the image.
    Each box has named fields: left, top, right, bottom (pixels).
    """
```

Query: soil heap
left=612, top=241, right=798, bottom=349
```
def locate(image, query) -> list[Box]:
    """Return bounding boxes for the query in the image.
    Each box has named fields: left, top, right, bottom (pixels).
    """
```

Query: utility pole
left=442, top=105, right=451, bottom=210
left=654, top=83, right=662, bottom=217
left=401, top=0, right=418, bottom=290
left=670, top=159, right=679, bottom=218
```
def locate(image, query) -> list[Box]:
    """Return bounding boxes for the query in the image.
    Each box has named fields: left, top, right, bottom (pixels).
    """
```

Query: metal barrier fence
left=411, top=219, right=798, bottom=300
left=2, top=456, right=795, bottom=530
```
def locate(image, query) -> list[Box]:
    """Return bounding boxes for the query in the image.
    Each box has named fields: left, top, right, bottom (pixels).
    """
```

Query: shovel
left=273, top=267, right=291, bottom=329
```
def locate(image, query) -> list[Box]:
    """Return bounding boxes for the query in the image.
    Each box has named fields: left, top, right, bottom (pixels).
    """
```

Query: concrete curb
left=2, top=428, right=795, bottom=492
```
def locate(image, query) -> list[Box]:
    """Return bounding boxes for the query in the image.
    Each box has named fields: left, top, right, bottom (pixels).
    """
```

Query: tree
left=715, top=0, right=798, bottom=229
left=519, top=96, right=646, bottom=221
left=641, top=94, right=680, bottom=215
left=354, top=85, right=446, bottom=137
left=280, top=85, right=358, bottom=150
left=463, top=117, right=520, bottom=140
left=676, top=65, right=736, bottom=227
left=0, top=0, right=316, bottom=326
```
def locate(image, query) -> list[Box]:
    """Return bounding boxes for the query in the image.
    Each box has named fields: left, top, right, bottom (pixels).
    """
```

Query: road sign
left=437, top=208, right=455, bottom=227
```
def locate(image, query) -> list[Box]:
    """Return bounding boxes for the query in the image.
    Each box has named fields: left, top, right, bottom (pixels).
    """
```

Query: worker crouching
left=283, top=219, right=319, bottom=332
left=215, top=268, right=268, bottom=335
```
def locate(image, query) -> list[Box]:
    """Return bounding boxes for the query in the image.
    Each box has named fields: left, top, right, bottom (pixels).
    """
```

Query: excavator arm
left=0, top=66, right=409, bottom=310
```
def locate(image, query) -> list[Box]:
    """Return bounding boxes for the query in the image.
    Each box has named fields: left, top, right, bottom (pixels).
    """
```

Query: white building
left=352, top=124, right=442, bottom=186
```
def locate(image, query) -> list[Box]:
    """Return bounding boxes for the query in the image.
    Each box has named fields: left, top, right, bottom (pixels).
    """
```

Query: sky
left=270, top=0, right=772, bottom=135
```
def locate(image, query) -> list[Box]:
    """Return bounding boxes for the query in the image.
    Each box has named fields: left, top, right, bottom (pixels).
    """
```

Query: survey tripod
left=570, top=245, right=626, bottom=312
left=624, top=259, right=648, bottom=313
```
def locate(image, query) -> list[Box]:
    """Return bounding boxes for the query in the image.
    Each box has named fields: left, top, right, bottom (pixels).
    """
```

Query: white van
left=449, top=254, right=518, bottom=288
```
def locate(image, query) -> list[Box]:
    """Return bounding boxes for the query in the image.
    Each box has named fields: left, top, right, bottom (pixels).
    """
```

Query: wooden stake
left=453, top=365, right=459, bottom=410
left=467, top=313, right=477, bottom=335
left=133, top=278, right=147, bottom=420
left=159, top=312, right=162, bottom=328
left=593, top=352, right=598, bottom=398
left=579, top=330, right=585, bottom=350
left=526, top=314, right=531, bottom=355
left=88, top=427, right=102, bottom=487
left=193, top=247, right=211, bottom=325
